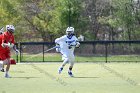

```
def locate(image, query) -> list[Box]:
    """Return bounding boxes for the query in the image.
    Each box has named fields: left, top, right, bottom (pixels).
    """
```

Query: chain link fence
left=18, top=41, right=140, bottom=63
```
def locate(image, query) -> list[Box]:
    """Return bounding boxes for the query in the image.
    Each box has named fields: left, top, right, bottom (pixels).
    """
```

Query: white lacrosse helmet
left=6, top=25, right=15, bottom=33
left=66, top=27, right=74, bottom=35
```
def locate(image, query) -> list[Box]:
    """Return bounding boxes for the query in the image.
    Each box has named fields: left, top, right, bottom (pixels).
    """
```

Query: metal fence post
left=43, top=43, right=45, bottom=62
left=19, top=42, right=22, bottom=62
left=105, top=43, right=108, bottom=63
left=16, top=43, right=19, bottom=63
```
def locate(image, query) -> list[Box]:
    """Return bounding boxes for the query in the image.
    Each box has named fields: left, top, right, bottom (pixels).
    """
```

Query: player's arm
left=1, top=34, right=13, bottom=48
left=55, top=36, right=66, bottom=52
left=75, top=41, right=80, bottom=48
left=1, top=34, right=15, bottom=48
left=75, top=36, right=80, bottom=48
left=11, top=36, right=19, bottom=54
left=55, top=35, right=65, bottom=44
left=69, top=37, right=80, bottom=48
left=13, top=45, right=19, bottom=55
left=55, top=44, right=61, bottom=52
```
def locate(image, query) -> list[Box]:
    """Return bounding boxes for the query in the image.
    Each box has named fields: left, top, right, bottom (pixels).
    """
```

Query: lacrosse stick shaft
left=44, top=46, right=59, bottom=52
left=0, top=27, right=4, bottom=32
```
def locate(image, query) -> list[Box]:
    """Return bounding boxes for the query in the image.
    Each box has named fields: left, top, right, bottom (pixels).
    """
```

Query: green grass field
left=18, top=53, right=140, bottom=62
left=0, top=63, right=140, bottom=93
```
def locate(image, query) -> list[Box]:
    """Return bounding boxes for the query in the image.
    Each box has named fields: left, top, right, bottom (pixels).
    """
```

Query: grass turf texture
left=0, top=63, right=140, bottom=93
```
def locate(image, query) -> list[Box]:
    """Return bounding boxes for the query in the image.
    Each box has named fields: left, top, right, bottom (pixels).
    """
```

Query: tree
left=15, top=0, right=62, bottom=42
left=110, top=0, right=140, bottom=40
left=0, top=0, right=21, bottom=41
left=58, top=0, right=85, bottom=36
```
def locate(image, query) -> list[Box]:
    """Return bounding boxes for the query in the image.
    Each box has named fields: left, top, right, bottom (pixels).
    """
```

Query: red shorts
left=0, top=50, right=10, bottom=60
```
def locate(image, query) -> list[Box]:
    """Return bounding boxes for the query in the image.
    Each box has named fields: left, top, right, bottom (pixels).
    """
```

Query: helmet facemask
left=8, top=29, right=14, bottom=34
left=6, top=25, right=15, bottom=34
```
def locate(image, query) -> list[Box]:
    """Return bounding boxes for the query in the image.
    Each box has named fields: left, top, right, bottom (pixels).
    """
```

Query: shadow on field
left=73, top=76, right=99, bottom=78
left=11, top=77, right=40, bottom=79
left=11, top=71, right=25, bottom=73
left=65, top=76, right=99, bottom=78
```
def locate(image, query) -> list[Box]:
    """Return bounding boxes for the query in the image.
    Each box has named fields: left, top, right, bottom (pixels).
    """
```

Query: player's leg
left=68, top=55, right=75, bottom=77
left=58, top=57, right=69, bottom=74
left=0, top=61, right=3, bottom=71
left=2, top=51, right=11, bottom=78
left=68, top=62, right=74, bottom=77
left=1, top=64, right=4, bottom=72
left=0, top=54, right=4, bottom=72
left=3, top=58, right=11, bottom=78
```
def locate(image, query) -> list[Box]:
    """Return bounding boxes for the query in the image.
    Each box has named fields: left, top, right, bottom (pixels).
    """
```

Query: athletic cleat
left=68, top=71, right=74, bottom=77
left=58, top=67, right=63, bottom=74
left=5, top=73, right=11, bottom=78
left=1, top=68, right=5, bottom=72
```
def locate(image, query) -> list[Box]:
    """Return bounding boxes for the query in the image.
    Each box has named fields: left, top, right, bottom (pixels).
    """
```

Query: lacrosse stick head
left=0, top=27, right=4, bottom=34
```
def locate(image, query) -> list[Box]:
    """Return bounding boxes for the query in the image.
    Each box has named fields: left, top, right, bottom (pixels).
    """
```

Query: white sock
left=5, top=71, right=8, bottom=74
left=0, top=61, right=3, bottom=69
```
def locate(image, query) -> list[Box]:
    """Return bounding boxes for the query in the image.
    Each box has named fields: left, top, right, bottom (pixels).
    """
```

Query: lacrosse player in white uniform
left=55, top=27, right=80, bottom=77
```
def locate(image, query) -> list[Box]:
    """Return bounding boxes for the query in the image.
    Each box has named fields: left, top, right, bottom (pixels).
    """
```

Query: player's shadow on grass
left=65, top=76, right=99, bottom=78
left=73, top=76, right=99, bottom=78
left=11, top=77, right=40, bottom=79
left=11, top=71, right=25, bottom=73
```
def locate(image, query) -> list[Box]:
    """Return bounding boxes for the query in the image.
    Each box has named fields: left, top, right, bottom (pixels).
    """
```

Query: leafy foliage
left=0, top=0, right=140, bottom=42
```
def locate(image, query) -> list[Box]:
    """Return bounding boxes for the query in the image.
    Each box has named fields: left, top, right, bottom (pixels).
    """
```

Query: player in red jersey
left=0, top=27, right=5, bottom=72
left=0, top=25, right=16, bottom=78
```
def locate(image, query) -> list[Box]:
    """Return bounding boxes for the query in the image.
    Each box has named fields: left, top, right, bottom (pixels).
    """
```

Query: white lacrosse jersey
left=55, top=35, right=79, bottom=60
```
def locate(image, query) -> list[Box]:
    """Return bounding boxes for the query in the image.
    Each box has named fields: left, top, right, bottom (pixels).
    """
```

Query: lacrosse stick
left=0, top=27, right=4, bottom=34
left=24, top=46, right=60, bottom=60
left=44, top=46, right=60, bottom=53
